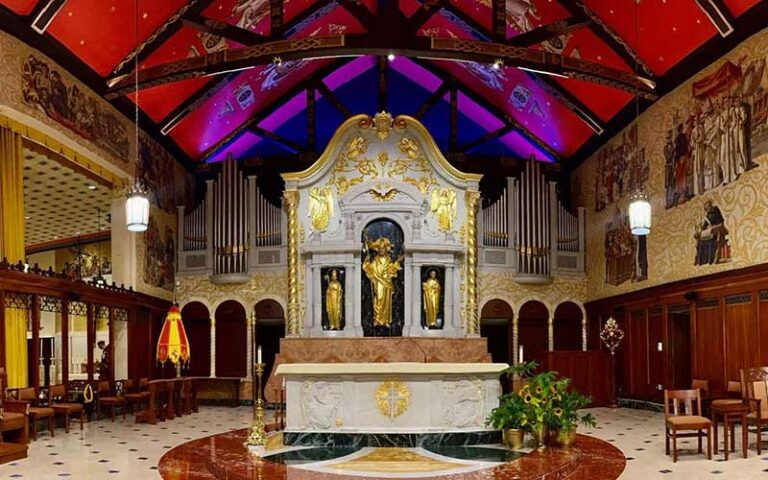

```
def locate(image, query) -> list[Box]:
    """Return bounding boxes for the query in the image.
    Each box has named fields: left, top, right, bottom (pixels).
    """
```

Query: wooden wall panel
left=539, top=351, right=613, bottom=407
left=629, top=309, right=648, bottom=398
left=181, top=302, right=211, bottom=378
left=694, top=299, right=724, bottom=394
left=647, top=309, right=665, bottom=400
left=760, top=293, right=768, bottom=366
left=215, top=300, right=247, bottom=378
left=553, top=302, right=583, bottom=351
left=724, top=294, right=758, bottom=383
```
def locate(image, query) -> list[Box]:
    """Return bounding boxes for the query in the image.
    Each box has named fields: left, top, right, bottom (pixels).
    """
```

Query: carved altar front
left=281, top=112, right=481, bottom=338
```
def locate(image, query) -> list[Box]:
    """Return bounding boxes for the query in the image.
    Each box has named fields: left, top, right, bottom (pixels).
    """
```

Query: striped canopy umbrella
left=156, top=305, right=190, bottom=366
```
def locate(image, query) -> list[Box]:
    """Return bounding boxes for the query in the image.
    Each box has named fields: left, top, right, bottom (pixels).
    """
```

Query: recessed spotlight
left=25, top=216, right=31, bottom=220
left=492, top=59, right=504, bottom=70
left=87, top=184, right=96, bottom=190
left=387, top=53, right=396, bottom=61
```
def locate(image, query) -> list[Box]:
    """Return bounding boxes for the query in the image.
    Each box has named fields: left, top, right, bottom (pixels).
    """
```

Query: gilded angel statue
left=430, top=187, right=457, bottom=232
left=308, top=186, right=334, bottom=232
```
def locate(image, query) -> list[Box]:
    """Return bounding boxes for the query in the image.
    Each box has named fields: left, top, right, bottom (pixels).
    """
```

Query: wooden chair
left=12, top=387, right=54, bottom=440
left=123, top=378, right=150, bottom=414
left=711, top=381, right=743, bottom=408
left=48, top=384, right=84, bottom=433
left=0, top=371, right=29, bottom=463
left=740, top=367, right=768, bottom=454
left=96, top=381, right=125, bottom=421
left=664, top=388, right=712, bottom=462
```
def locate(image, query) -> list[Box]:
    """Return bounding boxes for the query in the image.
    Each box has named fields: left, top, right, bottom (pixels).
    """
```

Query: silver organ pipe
left=514, top=160, right=553, bottom=276
left=212, top=157, right=249, bottom=275
left=557, top=204, right=579, bottom=252
left=481, top=184, right=510, bottom=248
left=183, top=199, right=205, bottom=251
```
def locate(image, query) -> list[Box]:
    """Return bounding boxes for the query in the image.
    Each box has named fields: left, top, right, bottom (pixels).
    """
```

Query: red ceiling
left=0, top=0, right=761, bottom=163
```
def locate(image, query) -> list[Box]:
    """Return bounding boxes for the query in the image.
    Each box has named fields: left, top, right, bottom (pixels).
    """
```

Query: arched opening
left=518, top=300, right=549, bottom=365
left=254, top=299, right=285, bottom=398
left=480, top=299, right=513, bottom=364
left=215, top=300, right=247, bottom=378
left=553, top=301, right=583, bottom=351
left=181, top=302, right=211, bottom=377
left=361, top=218, right=405, bottom=337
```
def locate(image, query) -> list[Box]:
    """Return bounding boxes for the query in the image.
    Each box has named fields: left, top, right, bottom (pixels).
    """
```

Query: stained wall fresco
left=572, top=27, right=768, bottom=301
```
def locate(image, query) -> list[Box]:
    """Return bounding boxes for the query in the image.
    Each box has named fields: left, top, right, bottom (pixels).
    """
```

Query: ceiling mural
left=0, top=0, right=764, bottom=170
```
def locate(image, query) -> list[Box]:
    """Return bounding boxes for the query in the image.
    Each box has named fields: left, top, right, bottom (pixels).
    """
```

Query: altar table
left=276, top=362, right=507, bottom=445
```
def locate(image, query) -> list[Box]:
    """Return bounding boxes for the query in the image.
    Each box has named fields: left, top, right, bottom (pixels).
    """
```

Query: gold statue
left=362, top=236, right=404, bottom=327
left=308, top=186, right=334, bottom=232
left=325, top=269, right=343, bottom=330
left=430, top=187, right=458, bottom=232
left=422, top=269, right=441, bottom=328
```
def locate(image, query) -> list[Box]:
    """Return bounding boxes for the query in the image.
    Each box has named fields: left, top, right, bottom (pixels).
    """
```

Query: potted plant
left=486, top=393, right=527, bottom=449
left=546, top=379, right=596, bottom=448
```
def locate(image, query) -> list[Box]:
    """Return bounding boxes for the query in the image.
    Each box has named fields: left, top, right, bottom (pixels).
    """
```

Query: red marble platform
left=158, top=428, right=626, bottom=480
left=265, top=337, right=492, bottom=402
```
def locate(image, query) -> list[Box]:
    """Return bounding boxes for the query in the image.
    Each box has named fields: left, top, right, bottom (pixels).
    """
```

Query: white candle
left=518, top=345, right=524, bottom=363
left=257, top=346, right=262, bottom=364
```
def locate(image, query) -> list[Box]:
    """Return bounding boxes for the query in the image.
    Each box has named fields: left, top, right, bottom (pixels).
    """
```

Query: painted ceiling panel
left=284, top=0, right=321, bottom=23
left=202, top=0, right=272, bottom=37
left=581, top=0, right=718, bottom=75
left=46, top=0, right=189, bottom=76
left=171, top=59, right=330, bottom=158
left=450, top=0, right=492, bottom=32
left=504, top=0, right=570, bottom=41
left=207, top=130, right=261, bottom=163
left=434, top=60, right=592, bottom=157
left=724, top=0, right=763, bottom=16
left=128, top=77, right=213, bottom=123
left=1, top=0, right=36, bottom=15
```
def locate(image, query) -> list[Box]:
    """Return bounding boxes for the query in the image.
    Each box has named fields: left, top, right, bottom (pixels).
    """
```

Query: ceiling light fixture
left=87, top=184, right=96, bottom=190
left=387, top=53, right=396, bottom=61
left=492, top=58, right=503, bottom=70
left=125, top=0, right=150, bottom=233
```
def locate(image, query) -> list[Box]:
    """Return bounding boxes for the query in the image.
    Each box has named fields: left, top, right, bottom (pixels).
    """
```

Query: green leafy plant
left=544, top=379, right=597, bottom=431
left=486, top=393, right=527, bottom=430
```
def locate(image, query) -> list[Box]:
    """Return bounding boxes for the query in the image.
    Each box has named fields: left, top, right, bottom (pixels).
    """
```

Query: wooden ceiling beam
left=181, top=13, right=266, bottom=46
left=507, top=17, right=590, bottom=48
left=415, top=82, right=449, bottom=120
left=526, top=73, right=605, bottom=135
left=105, top=34, right=656, bottom=99
left=158, top=74, right=236, bottom=135
left=558, top=0, right=653, bottom=77
left=250, top=125, right=305, bottom=152
left=110, top=0, right=215, bottom=78
left=270, top=0, right=284, bottom=37
left=460, top=125, right=514, bottom=152
left=29, top=0, right=67, bottom=34
left=337, top=0, right=377, bottom=30
left=406, top=0, right=447, bottom=35
left=377, top=55, right=388, bottom=112
left=491, top=0, right=505, bottom=41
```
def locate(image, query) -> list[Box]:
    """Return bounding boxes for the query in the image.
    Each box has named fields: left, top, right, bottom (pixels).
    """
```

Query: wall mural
left=572, top=27, right=768, bottom=300
left=594, top=125, right=648, bottom=212
left=138, top=138, right=177, bottom=214
left=664, top=59, right=764, bottom=209
left=604, top=209, right=647, bottom=286
left=20, top=55, right=130, bottom=160
left=143, top=216, right=175, bottom=291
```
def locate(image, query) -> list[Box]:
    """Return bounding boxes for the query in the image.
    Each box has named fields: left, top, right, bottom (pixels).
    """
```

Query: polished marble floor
left=0, top=406, right=765, bottom=479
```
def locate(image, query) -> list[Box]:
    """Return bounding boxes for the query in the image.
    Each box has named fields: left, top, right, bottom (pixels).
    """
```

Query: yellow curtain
left=0, top=127, right=28, bottom=388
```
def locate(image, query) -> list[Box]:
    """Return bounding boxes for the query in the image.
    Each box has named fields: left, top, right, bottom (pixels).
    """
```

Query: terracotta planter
left=550, top=427, right=577, bottom=448
left=502, top=428, right=525, bottom=450
left=530, top=424, right=549, bottom=448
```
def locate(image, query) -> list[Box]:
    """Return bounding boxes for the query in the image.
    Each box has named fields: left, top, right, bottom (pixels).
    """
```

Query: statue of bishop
left=362, top=237, right=403, bottom=327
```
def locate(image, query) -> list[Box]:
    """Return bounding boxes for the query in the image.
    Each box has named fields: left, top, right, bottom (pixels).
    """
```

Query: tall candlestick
left=257, top=346, right=262, bottom=364
left=519, top=345, right=524, bottom=363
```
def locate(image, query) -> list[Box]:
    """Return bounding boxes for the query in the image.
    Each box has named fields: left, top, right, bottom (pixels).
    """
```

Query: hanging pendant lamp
left=125, top=0, right=150, bottom=233
left=627, top=1, right=650, bottom=236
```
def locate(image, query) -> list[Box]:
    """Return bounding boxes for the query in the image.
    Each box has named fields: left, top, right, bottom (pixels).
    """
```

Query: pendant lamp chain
left=125, top=0, right=150, bottom=233
left=628, top=1, right=651, bottom=236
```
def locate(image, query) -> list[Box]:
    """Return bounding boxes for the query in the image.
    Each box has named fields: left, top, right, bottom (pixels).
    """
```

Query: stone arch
left=214, top=299, right=248, bottom=378
left=180, top=301, right=211, bottom=377
left=518, top=300, right=550, bottom=364
left=553, top=301, right=584, bottom=351
left=480, top=299, right=514, bottom=364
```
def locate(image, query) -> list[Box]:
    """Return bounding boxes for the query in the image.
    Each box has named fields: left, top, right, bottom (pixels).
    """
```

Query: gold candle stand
left=245, top=362, right=267, bottom=451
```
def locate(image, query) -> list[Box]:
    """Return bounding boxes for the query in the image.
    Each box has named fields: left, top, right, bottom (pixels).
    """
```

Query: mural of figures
left=138, top=138, right=177, bottom=214
left=143, top=217, right=175, bottom=291
left=594, top=125, right=648, bottom=212
left=21, top=55, right=130, bottom=160
left=665, top=58, right=765, bottom=209
left=604, top=209, right=648, bottom=286
left=694, top=200, right=732, bottom=265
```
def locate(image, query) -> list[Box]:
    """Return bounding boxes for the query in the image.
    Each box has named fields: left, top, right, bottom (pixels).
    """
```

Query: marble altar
left=276, top=362, right=507, bottom=446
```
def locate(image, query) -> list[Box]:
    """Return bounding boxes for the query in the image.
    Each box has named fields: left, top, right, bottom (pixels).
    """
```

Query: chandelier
left=125, top=0, right=150, bottom=233
left=628, top=190, right=651, bottom=235
left=599, top=317, right=625, bottom=355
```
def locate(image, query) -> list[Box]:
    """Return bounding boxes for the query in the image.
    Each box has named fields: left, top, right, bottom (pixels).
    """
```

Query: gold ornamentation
left=308, top=186, right=334, bottom=232
left=465, top=190, right=480, bottom=335
left=373, top=111, right=393, bottom=140
left=423, top=269, right=441, bottom=328
left=246, top=363, right=267, bottom=450
left=284, top=189, right=301, bottom=336
left=375, top=380, right=411, bottom=420
left=369, top=183, right=398, bottom=202
left=429, top=187, right=458, bottom=232
left=325, top=269, right=343, bottom=330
